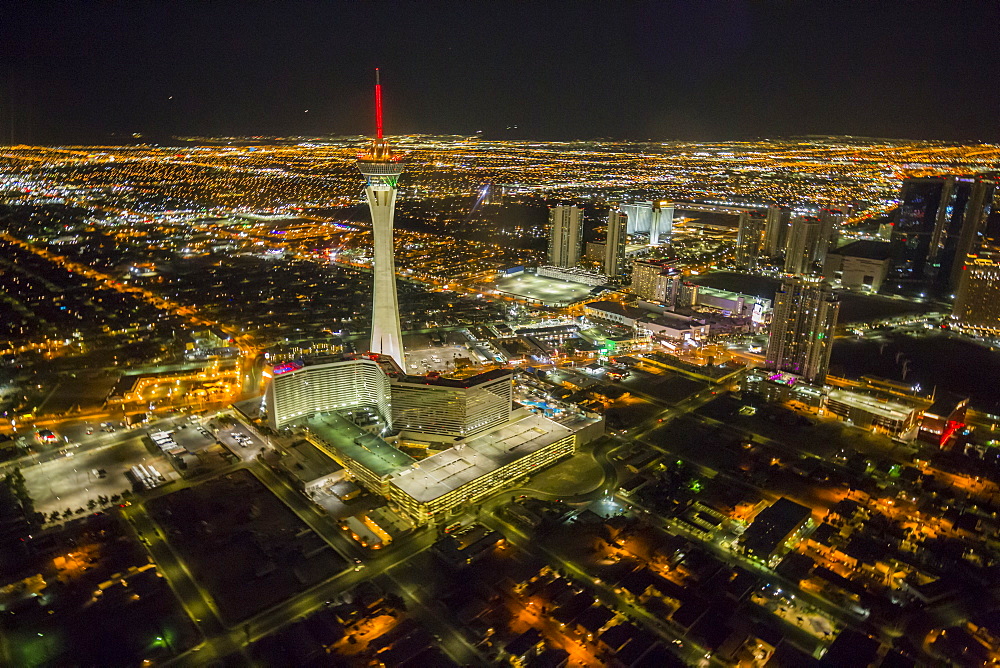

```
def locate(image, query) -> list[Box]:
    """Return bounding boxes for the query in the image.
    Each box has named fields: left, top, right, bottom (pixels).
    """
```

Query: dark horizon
left=4, top=1, right=1000, bottom=145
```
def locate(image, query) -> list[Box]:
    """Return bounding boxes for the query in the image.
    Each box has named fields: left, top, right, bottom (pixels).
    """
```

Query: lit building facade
left=584, top=241, right=605, bottom=263
left=630, top=260, right=679, bottom=303
left=763, top=205, right=790, bottom=257
left=735, top=210, right=767, bottom=268
left=823, top=240, right=892, bottom=293
left=547, top=204, right=583, bottom=268
left=953, top=250, right=1000, bottom=334
left=387, top=413, right=580, bottom=524
left=630, top=260, right=662, bottom=300
left=390, top=368, right=513, bottom=438
left=765, top=277, right=839, bottom=384
left=622, top=200, right=674, bottom=246
left=302, top=408, right=601, bottom=526
left=784, top=215, right=822, bottom=275
left=536, top=265, right=607, bottom=286
left=889, top=174, right=998, bottom=290
left=825, top=388, right=921, bottom=440
left=817, top=207, right=846, bottom=264
left=604, top=206, right=628, bottom=278
left=264, top=354, right=395, bottom=430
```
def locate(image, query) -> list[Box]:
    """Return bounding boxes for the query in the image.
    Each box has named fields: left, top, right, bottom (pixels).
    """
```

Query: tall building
left=629, top=260, right=680, bottom=304
left=949, top=176, right=998, bottom=289
left=649, top=200, right=674, bottom=246
left=391, top=368, right=513, bottom=438
left=953, top=250, right=1000, bottom=335
left=784, top=215, right=822, bottom=275
left=631, top=260, right=664, bottom=300
left=817, top=208, right=846, bottom=263
left=763, top=205, right=790, bottom=257
left=603, top=206, right=628, bottom=278
left=547, top=204, right=583, bottom=268
left=889, top=175, right=998, bottom=290
left=622, top=200, right=673, bottom=246
left=357, top=70, right=406, bottom=367
left=736, top=210, right=767, bottom=268
left=765, top=277, right=839, bottom=384
left=264, top=354, right=396, bottom=430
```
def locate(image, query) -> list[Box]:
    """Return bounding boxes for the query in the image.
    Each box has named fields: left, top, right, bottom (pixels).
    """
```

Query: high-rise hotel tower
left=765, top=277, right=839, bottom=385
left=357, top=69, right=406, bottom=367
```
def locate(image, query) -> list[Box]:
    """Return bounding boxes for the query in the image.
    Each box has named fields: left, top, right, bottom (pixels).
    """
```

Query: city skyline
left=4, top=6, right=1000, bottom=665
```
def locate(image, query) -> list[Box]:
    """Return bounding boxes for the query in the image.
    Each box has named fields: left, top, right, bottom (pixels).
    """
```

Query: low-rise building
left=584, top=300, right=710, bottom=342
left=536, top=265, right=608, bottom=286
left=824, top=389, right=922, bottom=441
left=823, top=240, right=892, bottom=293
left=275, top=440, right=345, bottom=491
left=388, top=412, right=586, bottom=525
left=677, top=283, right=772, bottom=322
left=744, top=370, right=826, bottom=408
left=740, top=497, right=814, bottom=566
left=919, top=392, right=969, bottom=447
left=303, top=409, right=601, bottom=526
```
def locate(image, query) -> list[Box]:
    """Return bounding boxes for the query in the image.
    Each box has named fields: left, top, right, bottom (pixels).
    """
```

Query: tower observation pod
left=357, top=69, right=406, bottom=368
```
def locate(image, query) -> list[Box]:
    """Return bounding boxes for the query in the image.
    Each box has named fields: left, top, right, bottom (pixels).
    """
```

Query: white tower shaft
left=365, top=181, right=405, bottom=367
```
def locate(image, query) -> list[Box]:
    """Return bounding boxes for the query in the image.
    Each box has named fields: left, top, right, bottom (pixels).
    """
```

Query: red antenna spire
left=374, top=68, right=383, bottom=140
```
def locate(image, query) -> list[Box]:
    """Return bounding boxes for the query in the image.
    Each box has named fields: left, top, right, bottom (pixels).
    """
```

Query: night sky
left=3, top=1, right=1000, bottom=144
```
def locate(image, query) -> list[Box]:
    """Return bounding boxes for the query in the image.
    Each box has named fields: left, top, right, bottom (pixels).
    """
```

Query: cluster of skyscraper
left=732, top=173, right=1000, bottom=386
left=735, top=206, right=844, bottom=275
left=279, top=76, right=1000, bottom=525
left=547, top=203, right=625, bottom=280
left=889, top=174, right=1000, bottom=334
left=546, top=200, right=674, bottom=283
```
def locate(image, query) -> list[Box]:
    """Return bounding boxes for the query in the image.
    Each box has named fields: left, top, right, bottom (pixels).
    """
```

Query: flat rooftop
left=827, top=389, right=917, bottom=421
left=279, top=440, right=343, bottom=482
left=694, top=284, right=767, bottom=304
left=586, top=300, right=648, bottom=320
left=493, top=273, right=596, bottom=305
left=303, top=412, right=415, bottom=478
left=831, top=240, right=892, bottom=260
left=395, top=367, right=513, bottom=389
left=388, top=412, right=578, bottom=503
left=274, top=352, right=402, bottom=377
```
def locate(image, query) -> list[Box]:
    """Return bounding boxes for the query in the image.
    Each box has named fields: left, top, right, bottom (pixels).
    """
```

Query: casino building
left=259, top=353, right=602, bottom=525
left=263, top=354, right=394, bottom=431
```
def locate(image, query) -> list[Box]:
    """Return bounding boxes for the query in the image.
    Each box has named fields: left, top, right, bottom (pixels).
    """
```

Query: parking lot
left=25, top=437, right=177, bottom=517
left=165, top=416, right=217, bottom=452
left=215, top=419, right=270, bottom=460
left=404, top=345, right=481, bottom=374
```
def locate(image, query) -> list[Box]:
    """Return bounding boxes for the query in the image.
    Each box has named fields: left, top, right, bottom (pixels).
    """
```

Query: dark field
left=147, top=469, right=348, bottom=623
